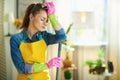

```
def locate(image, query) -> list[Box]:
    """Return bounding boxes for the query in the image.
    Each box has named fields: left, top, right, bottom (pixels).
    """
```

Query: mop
left=56, top=43, right=62, bottom=80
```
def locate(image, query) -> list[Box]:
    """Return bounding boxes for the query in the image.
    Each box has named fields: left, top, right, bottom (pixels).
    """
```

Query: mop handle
left=56, top=43, right=62, bottom=80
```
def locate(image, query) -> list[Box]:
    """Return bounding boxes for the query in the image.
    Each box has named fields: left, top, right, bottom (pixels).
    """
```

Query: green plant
left=84, top=48, right=106, bottom=74
left=62, top=23, right=76, bottom=79
left=85, top=60, right=96, bottom=69
left=66, top=23, right=73, bottom=34
left=64, top=70, right=72, bottom=79
left=62, top=23, right=73, bottom=45
left=95, top=59, right=103, bottom=68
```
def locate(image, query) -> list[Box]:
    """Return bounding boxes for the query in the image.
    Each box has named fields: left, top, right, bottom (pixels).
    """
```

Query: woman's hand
left=46, top=57, right=63, bottom=69
left=45, top=2, right=55, bottom=15
left=45, top=2, right=60, bottom=28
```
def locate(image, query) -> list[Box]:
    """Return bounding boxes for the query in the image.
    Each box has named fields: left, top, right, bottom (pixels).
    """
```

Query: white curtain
left=0, top=0, right=7, bottom=80
left=107, top=0, right=120, bottom=80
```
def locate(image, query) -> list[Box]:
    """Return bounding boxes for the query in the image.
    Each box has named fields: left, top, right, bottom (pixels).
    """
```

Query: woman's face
left=30, top=10, right=48, bottom=32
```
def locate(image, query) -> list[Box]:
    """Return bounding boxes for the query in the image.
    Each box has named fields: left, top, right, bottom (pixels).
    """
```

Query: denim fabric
left=10, top=28, right=66, bottom=74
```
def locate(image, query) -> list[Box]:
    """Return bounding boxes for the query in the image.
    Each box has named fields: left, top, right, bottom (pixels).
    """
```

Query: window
left=71, top=0, right=108, bottom=46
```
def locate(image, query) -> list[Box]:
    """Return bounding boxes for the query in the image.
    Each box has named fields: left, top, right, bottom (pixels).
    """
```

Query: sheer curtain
left=0, top=0, right=7, bottom=80
left=107, top=0, right=120, bottom=80
left=118, top=0, right=120, bottom=79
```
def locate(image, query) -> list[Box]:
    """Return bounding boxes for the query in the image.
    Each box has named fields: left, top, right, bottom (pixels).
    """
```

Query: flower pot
left=65, top=79, right=72, bottom=80
left=64, top=70, right=72, bottom=80
left=89, top=67, right=105, bottom=74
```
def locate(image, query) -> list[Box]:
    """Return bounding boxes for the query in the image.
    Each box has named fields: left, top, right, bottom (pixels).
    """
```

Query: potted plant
left=85, top=48, right=106, bottom=74
left=64, top=69, right=72, bottom=80
left=62, top=23, right=76, bottom=80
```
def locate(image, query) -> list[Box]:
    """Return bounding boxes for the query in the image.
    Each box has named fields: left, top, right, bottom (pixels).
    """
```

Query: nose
left=44, top=22, right=48, bottom=26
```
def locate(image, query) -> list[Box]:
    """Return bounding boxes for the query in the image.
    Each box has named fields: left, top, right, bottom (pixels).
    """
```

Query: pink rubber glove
left=45, top=2, right=55, bottom=15
left=46, top=57, right=63, bottom=69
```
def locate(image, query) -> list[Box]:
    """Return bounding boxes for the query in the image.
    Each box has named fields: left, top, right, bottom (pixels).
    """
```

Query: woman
left=10, top=2, right=66, bottom=80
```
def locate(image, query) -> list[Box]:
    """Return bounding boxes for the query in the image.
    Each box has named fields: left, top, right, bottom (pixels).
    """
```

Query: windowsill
left=73, top=41, right=108, bottom=46
left=99, top=69, right=115, bottom=77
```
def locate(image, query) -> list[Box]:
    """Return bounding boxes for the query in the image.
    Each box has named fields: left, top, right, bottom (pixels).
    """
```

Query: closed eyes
left=41, top=17, right=48, bottom=23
